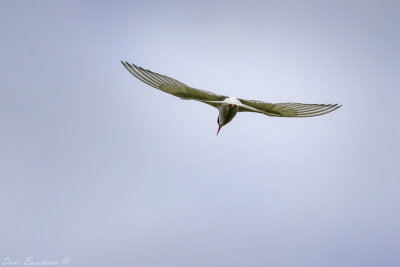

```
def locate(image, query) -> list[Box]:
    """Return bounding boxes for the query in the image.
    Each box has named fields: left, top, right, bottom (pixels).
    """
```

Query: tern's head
left=216, top=103, right=239, bottom=135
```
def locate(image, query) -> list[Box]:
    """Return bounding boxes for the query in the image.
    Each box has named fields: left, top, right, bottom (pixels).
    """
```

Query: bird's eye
left=217, top=116, right=220, bottom=124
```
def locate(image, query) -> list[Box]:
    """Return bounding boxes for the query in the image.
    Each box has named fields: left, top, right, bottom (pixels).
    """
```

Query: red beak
left=217, top=125, right=222, bottom=136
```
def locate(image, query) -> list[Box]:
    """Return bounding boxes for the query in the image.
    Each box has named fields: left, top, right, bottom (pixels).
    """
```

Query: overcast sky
left=1, top=0, right=399, bottom=266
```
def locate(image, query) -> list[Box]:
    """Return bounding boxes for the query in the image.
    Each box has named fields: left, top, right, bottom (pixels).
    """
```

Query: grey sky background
left=1, top=0, right=399, bottom=266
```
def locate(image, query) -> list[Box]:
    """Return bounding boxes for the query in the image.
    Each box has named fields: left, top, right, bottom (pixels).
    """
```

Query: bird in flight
left=121, top=61, right=341, bottom=135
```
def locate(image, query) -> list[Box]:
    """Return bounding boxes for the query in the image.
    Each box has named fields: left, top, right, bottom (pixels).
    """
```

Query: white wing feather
left=239, top=99, right=341, bottom=117
left=121, top=61, right=227, bottom=105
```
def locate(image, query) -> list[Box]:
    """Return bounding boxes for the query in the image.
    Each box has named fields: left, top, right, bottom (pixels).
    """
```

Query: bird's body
left=218, top=97, right=240, bottom=124
left=121, top=61, right=341, bottom=135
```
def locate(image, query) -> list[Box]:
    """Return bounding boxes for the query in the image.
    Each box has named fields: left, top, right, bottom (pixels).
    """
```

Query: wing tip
left=121, top=60, right=140, bottom=69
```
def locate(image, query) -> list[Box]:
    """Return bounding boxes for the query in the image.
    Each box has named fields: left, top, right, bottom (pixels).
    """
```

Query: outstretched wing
left=121, top=61, right=227, bottom=106
left=238, top=99, right=341, bottom=117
